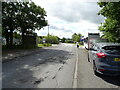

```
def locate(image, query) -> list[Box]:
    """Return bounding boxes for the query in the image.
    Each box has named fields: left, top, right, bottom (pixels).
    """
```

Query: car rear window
left=102, top=46, right=120, bottom=50
left=102, top=46, right=120, bottom=54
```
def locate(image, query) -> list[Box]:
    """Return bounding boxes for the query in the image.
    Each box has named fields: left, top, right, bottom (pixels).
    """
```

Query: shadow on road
left=97, top=74, right=120, bottom=86
left=2, top=48, right=73, bottom=88
left=34, top=48, right=74, bottom=66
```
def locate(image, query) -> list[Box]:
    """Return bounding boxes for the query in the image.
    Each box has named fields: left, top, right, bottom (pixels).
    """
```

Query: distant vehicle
left=84, top=33, right=100, bottom=50
left=88, top=43, right=120, bottom=76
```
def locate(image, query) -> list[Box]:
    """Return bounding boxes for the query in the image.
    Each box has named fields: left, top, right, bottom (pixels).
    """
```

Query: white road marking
left=73, top=48, right=78, bottom=88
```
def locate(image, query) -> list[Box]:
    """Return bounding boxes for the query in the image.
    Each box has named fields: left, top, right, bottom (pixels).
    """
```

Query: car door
left=89, top=44, right=98, bottom=65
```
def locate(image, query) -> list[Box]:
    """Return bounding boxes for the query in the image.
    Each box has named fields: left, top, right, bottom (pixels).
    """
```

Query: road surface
left=2, top=43, right=120, bottom=88
left=3, top=43, right=77, bottom=88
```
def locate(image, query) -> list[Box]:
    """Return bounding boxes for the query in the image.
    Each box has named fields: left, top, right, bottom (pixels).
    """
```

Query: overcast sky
left=33, top=0, right=105, bottom=38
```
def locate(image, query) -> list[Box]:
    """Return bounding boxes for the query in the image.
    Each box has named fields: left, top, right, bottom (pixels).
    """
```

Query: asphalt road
left=3, top=43, right=77, bottom=88
left=2, top=43, right=120, bottom=89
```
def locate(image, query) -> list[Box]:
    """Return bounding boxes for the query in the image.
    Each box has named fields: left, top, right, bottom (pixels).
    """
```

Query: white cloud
left=33, top=0, right=104, bottom=38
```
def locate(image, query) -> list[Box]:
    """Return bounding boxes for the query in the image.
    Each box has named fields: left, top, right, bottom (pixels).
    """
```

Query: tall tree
left=2, top=1, right=48, bottom=48
left=16, top=2, right=47, bottom=46
left=61, top=37, right=66, bottom=43
left=72, top=33, right=82, bottom=42
left=45, top=35, right=59, bottom=44
left=2, top=2, right=18, bottom=47
left=98, top=2, right=120, bottom=42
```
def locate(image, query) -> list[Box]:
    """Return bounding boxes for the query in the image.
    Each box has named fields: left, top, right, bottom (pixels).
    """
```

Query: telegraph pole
left=48, top=24, right=49, bottom=43
left=48, top=24, right=49, bottom=36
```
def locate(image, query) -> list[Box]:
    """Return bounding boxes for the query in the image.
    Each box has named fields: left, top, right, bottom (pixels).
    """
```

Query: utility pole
left=48, top=24, right=49, bottom=36
left=48, top=24, right=49, bottom=43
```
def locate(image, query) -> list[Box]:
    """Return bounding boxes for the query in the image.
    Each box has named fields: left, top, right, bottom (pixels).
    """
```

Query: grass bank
left=38, top=43, right=52, bottom=47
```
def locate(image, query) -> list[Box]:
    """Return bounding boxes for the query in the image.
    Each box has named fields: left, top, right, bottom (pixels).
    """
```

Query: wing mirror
left=89, top=48, right=97, bottom=51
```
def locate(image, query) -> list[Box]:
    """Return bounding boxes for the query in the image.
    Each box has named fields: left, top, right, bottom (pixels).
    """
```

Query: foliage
left=2, top=2, right=48, bottom=48
left=99, top=18, right=120, bottom=42
left=65, top=40, right=74, bottom=43
left=2, top=2, right=18, bottom=47
left=45, top=35, right=59, bottom=44
left=43, top=43, right=52, bottom=47
left=72, top=33, right=82, bottom=42
left=61, top=37, right=66, bottom=43
left=64, top=38, right=74, bottom=43
left=38, top=43, right=52, bottom=47
left=98, top=2, right=120, bottom=42
left=13, top=32, right=21, bottom=39
left=15, top=2, right=48, bottom=31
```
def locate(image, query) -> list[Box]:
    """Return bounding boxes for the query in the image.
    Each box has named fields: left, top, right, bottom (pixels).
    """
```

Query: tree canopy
left=2, top=1, right=48, bottom=48
left=98, top=2, right=120, bottom=42
left=72, top=33, right=82, bottom=42
left=45, top=35, right=59, bottom=44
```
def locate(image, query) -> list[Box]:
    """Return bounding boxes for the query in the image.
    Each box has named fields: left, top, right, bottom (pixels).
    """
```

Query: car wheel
left=93, top=61, right=99, bottom=76
left=88, top=53, right=90, bottom=62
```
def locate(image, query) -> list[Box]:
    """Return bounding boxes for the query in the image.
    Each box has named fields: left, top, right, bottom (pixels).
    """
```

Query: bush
left=45, top=35, right=59, bottom=44
left=43, top=43, right=52, bottom=47
left=65, top=40, right=74, bottom=43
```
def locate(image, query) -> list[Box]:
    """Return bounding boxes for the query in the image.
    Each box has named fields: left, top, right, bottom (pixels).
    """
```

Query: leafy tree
left=99, top=18, right=120, bottom=42
left=45, top=35, right=59, bottom=44
left=61, top=37, right=66, bottom=43
left=2, top=2, right=18, bottom=47
left=13, top=32, right=21, bottom=39
left=2, top=2, right=48, bottom=48
left=72, top=33, right=77, bottom=41
left=65, top=39, right=74, bottom=43
left=56, top=36, right=60, bottom=41
left=16, top=2, right=47, bottom=46
left=98, top=2, right=120, bottom=42
left=72, top=33, right=82, bottom=42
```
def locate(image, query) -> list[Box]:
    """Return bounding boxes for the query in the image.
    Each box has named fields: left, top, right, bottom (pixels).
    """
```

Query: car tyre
left=88, top=54, right=90, bottom=62
left=93, top=61, right=99, bottom=76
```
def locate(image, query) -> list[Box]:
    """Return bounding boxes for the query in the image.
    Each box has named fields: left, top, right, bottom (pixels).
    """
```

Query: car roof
left=95, top=43, right=120, bottom=48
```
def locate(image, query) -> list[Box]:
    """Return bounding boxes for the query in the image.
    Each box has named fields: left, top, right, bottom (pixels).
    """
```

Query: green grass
left=38, top=43, right=52, bottom=47
left=38, top=44, right=44, bottom=47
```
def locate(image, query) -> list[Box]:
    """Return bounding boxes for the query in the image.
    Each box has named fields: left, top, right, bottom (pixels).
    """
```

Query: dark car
left=88, top=43, right=120, bottom=76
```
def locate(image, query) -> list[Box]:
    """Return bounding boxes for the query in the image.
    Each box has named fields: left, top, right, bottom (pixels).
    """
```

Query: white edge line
left=73, top=48, right=79, bottom=88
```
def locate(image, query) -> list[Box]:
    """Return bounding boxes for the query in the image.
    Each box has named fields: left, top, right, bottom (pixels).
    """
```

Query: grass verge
left=38, top=43, right=52, bottom=47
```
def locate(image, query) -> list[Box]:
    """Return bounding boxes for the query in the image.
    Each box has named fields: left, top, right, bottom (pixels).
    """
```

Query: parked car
left=88, top=43, right=120, bottom=76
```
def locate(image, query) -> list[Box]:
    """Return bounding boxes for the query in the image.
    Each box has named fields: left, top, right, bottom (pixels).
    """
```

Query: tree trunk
left=9, top=30, right=13, bottom=48
left=22, top=29, right=26, bottom=47
left=5, top=30, right=9, bottom=48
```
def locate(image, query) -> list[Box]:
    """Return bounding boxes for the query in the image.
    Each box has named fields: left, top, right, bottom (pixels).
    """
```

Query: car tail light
left=96, top=53, right=106, bottom=58
left=98, top=69, right=106, bottom=71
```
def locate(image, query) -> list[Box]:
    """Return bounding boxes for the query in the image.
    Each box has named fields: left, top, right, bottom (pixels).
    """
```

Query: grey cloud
left=64, top=30, right=73, bottom=33
left=49, top=2, right=104, bottom=24
left=50, top=25, right=59, bottom=30
left=50, top=25, right=73, bottom=33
